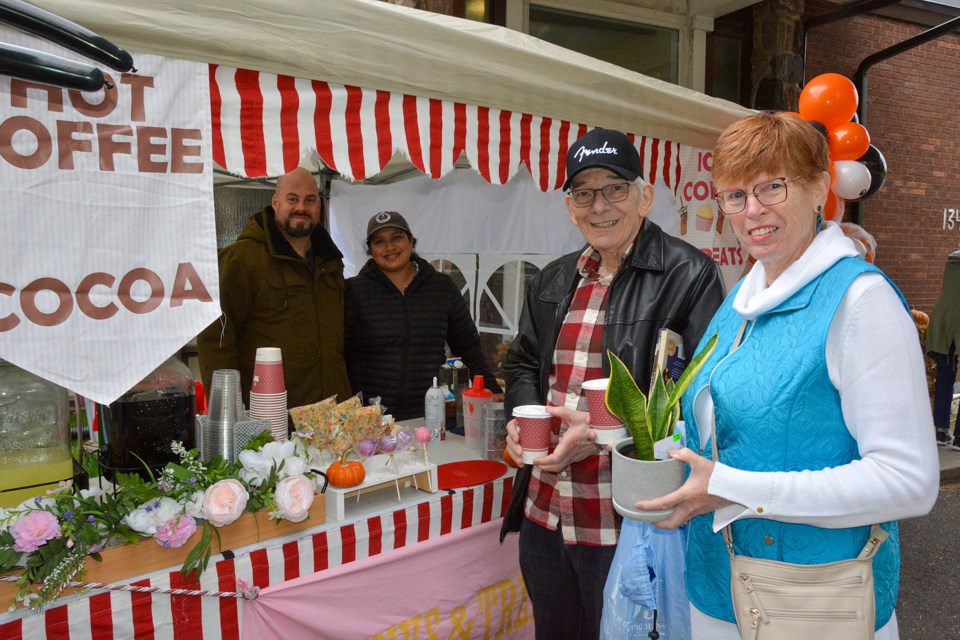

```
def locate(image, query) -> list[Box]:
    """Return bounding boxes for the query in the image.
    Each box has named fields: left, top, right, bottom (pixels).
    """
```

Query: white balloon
left=832, top=160, right=872, bottom=200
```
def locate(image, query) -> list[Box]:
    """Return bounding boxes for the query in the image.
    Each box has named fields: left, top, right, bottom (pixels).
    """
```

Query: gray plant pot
left=611, top=437, right=685, bottom=522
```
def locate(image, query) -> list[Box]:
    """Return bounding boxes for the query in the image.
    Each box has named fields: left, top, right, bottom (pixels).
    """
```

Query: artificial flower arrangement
left=0, top=431, right=317, bottom=612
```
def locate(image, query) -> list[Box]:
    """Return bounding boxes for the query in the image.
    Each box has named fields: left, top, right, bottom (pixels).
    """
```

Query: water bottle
left=424, top=376, right=446, bottom=441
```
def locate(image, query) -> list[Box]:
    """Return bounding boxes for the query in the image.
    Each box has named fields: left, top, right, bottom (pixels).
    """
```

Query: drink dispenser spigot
left=0, top=360, right=72, bottom=507
left=98, top=356, right=196, bottom=482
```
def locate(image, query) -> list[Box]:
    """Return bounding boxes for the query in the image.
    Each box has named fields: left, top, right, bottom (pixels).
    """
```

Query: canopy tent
left=29, top=0, right=751, bottom=186
left=1, top=0, right=753, bottom=404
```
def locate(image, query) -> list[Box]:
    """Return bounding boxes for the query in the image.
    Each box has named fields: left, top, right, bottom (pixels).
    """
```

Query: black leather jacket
left=502, top=218, right=726, bottom=415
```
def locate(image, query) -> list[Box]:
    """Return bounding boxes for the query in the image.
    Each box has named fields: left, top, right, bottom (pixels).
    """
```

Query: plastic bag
left=600, top=519, right=691, bottom=639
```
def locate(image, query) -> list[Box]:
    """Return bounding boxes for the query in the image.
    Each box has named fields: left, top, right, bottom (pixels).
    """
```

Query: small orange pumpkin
left=327, top=451, right=365, bottom=488
left=502, top=446, right=519, bottom=469
left=911, top=309, right=929, bottom=328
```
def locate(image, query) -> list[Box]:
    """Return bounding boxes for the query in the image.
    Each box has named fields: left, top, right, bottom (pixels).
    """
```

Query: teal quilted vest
left=682, top=257, right=905, bottom=629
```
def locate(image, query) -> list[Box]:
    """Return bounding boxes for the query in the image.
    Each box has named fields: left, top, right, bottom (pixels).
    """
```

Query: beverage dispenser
left=0, top=360, right=72, bottom=507
left=98, top=356, right=196, bottom=482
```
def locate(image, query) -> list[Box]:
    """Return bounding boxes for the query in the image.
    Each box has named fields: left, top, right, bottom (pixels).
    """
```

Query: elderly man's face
left=272, top=169, right=321, bottom=239
left=566, top=168, right=652, bottom=263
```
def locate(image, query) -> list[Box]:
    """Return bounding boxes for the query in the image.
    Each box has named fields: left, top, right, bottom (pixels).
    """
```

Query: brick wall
left=805, top=1, right=960, bottom=310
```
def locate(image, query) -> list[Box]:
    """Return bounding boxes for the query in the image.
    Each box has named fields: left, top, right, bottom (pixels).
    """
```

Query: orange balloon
left=799, top=73, right=858, bottom=130
left=828, top=122, right=870, bottom=161
left=823, top=189, right=845, bottom=223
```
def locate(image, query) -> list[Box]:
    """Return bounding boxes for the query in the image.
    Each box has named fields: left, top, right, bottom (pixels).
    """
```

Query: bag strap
left=714, top=319, right=887, bottom=560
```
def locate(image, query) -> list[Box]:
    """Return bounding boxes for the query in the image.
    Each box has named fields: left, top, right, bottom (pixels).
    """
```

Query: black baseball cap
left=366, top=211, right=411, bottom=239
left=562, top=129, right=643, bottom=191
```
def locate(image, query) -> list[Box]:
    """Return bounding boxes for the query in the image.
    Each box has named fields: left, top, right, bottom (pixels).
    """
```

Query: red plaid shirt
left=524, top=244, right=632, bottom=546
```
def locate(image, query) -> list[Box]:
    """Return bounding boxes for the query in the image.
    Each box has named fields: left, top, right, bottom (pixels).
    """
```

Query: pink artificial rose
left=154, top=515, right=198, bottom=548
left=202, top=479, right=249, bottom=527
left=10, top=510, right=62, bottom=553
left=274, top=475, right=315, bottom=523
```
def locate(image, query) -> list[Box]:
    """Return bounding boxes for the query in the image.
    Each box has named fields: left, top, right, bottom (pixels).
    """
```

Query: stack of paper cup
left=249, top=347, right=288, bottom=441
left=205, top=369, right=241, bottom=462
left=581, top=378, right=628, bottom=445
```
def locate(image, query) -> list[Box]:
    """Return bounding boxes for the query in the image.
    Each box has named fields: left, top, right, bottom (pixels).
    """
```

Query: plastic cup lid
left=581, top=378, right=610, bottom=390
left=512, top=404, right=551, bottom=419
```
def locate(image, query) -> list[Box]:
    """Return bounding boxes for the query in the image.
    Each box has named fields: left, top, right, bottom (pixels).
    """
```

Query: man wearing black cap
left=198, top=167, right=352, bottom=409
left=344, top=211, right=501, bottom=421
left=499, top=129, right=725, bottom=639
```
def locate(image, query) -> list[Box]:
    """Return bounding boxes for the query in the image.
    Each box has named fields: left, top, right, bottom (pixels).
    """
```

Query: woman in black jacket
left=344, top=211, right=501, bottom=421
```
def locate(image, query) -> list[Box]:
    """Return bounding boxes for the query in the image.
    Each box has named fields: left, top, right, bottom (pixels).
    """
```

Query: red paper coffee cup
left=252, top=361, right=285, bottom=394
left=581, top=378, right=623, bottom=427
left=512, top=405, right=553, bottom=464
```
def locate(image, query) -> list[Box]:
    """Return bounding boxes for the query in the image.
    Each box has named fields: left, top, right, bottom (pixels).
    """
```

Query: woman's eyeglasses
left=715, top=177, right=799, bottom=215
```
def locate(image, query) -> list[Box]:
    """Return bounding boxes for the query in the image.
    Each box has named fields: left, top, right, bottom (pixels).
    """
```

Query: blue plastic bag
left=600, top=519, right=691, bottom=639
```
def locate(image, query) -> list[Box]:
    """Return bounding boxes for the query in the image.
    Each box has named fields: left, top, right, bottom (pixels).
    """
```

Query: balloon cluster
left=790, top=73, right=888, bottom=222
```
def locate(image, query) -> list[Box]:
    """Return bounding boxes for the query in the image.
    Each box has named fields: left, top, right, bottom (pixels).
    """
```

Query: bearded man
left=198, top=167, right=351, bottom=408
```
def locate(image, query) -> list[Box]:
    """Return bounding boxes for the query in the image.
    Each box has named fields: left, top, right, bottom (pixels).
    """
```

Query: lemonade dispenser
left=0, top=360, right=72, bottom=507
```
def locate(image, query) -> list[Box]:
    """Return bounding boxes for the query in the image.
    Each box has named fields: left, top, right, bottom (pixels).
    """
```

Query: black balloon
left=0, top=0, right=134, bottom=72
left=0, top=42, right=105, bottom=91
left=808, top=120, right=829, bottom=138
left=852, top=144, right=887, bottom=201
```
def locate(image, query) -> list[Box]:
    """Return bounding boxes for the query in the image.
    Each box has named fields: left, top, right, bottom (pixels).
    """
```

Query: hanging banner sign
left=675, top=146, right=746, bottom=289
left=0, top=29, right=219, bottom=404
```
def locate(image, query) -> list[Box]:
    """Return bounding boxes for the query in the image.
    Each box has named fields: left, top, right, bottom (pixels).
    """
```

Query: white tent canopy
left=30, top=0, right=750, bottom=155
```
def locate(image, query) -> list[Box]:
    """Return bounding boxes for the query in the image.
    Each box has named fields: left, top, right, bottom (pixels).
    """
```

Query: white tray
left=320, top=451, right=438, bottom=521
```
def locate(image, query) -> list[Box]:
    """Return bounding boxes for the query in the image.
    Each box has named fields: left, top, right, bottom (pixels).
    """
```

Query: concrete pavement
left=939, top=445, right=960, bottom=484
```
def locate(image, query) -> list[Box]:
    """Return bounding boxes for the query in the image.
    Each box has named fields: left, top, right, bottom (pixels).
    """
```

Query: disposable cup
left=252, top=361, right=285, bottom=394
left=249, top=390, right=288, bottom=442
left=581, top=379, right=623, bottom=427
left=512, top=405, right=553, bottom=464
left=255, top=347, right=283, bottom=363
left=594, top=426, right=628, bottom=445
left=208, top=369, right=241, bottom=427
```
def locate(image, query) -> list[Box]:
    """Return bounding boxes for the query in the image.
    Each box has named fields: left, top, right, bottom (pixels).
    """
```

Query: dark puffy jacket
left=345, top=256, right=501, bottom=420
left=197, top=207, right=352, bottom=409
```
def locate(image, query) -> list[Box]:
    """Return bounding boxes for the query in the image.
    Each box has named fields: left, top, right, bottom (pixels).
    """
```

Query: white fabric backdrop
left=330, top=168, right=681, bottom=278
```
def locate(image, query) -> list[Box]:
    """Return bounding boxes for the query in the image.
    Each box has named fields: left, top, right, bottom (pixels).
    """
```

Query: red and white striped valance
left=0, top=478, right=514, bottom=639
left=210, top=65, right=683, bottom=191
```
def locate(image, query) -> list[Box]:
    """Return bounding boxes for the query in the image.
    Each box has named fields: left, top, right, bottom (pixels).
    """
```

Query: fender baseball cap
left=562, top=128, right=643, bottom=191
left=366, top=211, right=411, bottom=239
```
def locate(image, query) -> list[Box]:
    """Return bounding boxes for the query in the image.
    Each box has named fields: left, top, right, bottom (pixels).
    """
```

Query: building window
left=529, top=5, right=679, bottom=83
left=705, top=7, right=752, bottom=107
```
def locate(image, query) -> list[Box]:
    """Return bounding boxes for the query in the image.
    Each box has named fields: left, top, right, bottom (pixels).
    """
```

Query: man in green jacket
left=198, top=167, right=352, bottom=409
